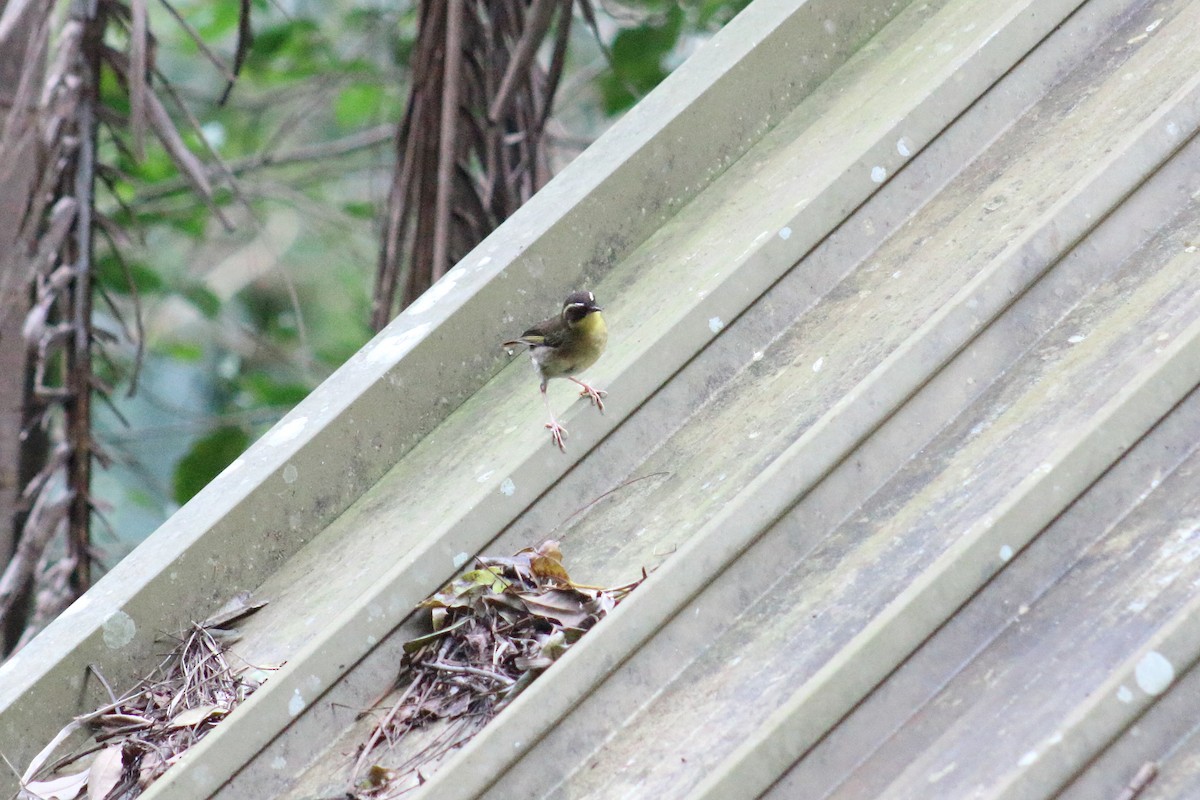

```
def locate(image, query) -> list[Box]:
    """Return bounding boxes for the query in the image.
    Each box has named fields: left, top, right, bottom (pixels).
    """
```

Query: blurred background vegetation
left=0, top=0, right=750, bottom=651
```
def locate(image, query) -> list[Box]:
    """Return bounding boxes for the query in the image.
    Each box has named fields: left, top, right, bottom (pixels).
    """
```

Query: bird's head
left=561, top=291, right=602, bottom=327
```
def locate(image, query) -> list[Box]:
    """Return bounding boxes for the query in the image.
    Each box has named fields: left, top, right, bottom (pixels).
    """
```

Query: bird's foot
left=573, top=381, right=607, bottom=413
left=546, top=420, right=568, bottom=452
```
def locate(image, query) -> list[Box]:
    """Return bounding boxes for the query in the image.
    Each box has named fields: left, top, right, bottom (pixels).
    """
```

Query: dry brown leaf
left=21, top=719, right=81, bottom=783
left=94, top=712, right=152, bottom=729
left=167, top=703, right=226, bottom=729
left=201, top=592, right=267, bottom=630
left=516, top=589, right=591, bottom=628
left=530, top=553, right=570, bottom=582
left=87, top=745, right=124, bottom=800
left=25, top=767, right=89, bottom=800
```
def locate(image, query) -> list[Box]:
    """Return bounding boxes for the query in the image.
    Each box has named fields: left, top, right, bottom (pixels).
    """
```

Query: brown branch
left=433, top=0, right=465, bottom=282
left=488, top=0, right=557, bottom=122
left=0, top=477, right=68, bottom=645
left=135, top=123, right=394, bottom=204
left=537, top=0, right=573, bottom=134
left=63, top=0, right=105, bottom=596
left=217, top=0, right=253, bottom=105
left=128, top=0, right=149, bottom=158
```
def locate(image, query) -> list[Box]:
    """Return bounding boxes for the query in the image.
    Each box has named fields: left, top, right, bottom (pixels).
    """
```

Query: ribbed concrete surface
left=6, top=0, right=1200, bottom=798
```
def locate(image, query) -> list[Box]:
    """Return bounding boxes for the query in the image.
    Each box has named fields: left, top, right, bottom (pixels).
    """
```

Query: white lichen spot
left=477, top=256, right=492, bottom=267
left=812, top=357, right=825, bottom=373
left=1067, top=334, right=1086, bottom=344
left=748, top=432, right=760, bottom=440
left=897, top=137, right=913, bottom=157
left=709, top=317, right=724, bottom=334
left=1018, top=750, right=1039, bottom=767
left=288, top=689, right=305, bottom=717
left=61, top=593, right=92, bottom=618
left=408, top=272, right=460, bottom=315
left=892, top=270, right=902, bottom=279
left=366, top=635, right=378, bottom=646
left=476, top=470, right=494, bottom=483
left=1048, top=730, right=1063, bottom=745
left=1117, top=685, right=1134, bottom=703
left=1146, top=17, right=1163, bottom=32
left=271, top=756, right=288, bottom=770
left=752, top=351, right=764, bottom=362
left=1166, top=121, right=1181, bottom=138
left=822, top=18, right=836, bottom=35
left=102, top=611, right=136, bottom=649
left=927, top=763, right=956, bottom=783
left=282, top=464, right=299, bottom=485
left=1135, top=651, right=1174, bottom=695
left=871, top=166, right=887, bottom=183
left=266, top=416, right=309, bottom=447
left=500, top=478, right=516, bottom=497
left=453, top=552, right=470, bottom=568
left=1157, top=332, right=1171, bottom=342
left=200, top=121, right=226, bottom=149
left=365, top=323, right=432, bottom=366
left=779, top=226, right=792, bottom=240
left=999, top=544, right=1014, bottom=562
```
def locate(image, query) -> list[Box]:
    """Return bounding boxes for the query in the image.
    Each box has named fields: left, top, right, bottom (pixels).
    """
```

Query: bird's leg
left=542, top=383, right=567, bottom=452
left=569, top=377, right=607, bottom=413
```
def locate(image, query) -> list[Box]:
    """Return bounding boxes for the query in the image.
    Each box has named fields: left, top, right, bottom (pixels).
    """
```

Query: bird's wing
left=502, top=316, right=566, bottom=349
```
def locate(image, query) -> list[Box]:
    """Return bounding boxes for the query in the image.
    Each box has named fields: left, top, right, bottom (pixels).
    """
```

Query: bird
left=502, top=290, right=608, bottom=452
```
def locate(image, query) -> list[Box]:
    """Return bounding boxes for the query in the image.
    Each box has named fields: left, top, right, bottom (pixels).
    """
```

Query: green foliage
left=335, top=82, right=386, bottom=127
left=172, top=425, right=251, bottom=504
left=240, top=373, right=311, bottom=407
left=594, top=1, right=752, bottom=115
left=95, top=255, right=166, bottom=296
left=600, top=4, right=685, bottom=115
left=180, top=283, right=223, bottom=319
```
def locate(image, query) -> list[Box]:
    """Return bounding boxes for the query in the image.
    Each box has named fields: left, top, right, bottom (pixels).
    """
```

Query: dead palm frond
left=373, top=0, right=591, bottom=329
left=0, top=0, right=246, bottom=654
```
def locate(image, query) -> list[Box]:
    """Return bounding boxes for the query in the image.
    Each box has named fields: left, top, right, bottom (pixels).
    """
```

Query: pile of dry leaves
left=16, top=540, right=640, bottom=799
left=16, top=596, right=266, bottom=800
left=350, top=540, right=642, bottom=797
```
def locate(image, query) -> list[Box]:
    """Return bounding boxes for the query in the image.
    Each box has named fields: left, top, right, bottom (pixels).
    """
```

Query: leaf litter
left=15, top=593, right=269, bottom=800
left=347, top=540, right=644, bottom=798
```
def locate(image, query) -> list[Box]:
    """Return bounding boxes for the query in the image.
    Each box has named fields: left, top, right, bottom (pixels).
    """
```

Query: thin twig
left=155, top=0, right=238, bottom=83
left=134, top=124, right=394, bottom=203
left=88, top=664, right=120, bottom=706
left=422, top=660, right=514, bottom=685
